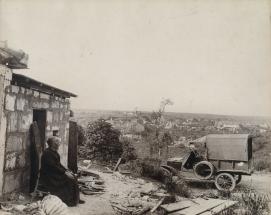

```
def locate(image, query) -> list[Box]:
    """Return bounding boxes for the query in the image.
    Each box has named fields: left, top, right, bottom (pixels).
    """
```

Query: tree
left=85, top=119, right=122, bottom=161
left=140, top=98, right=174, bottom=159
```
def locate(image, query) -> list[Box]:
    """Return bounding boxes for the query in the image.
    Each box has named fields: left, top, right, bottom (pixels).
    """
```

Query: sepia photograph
left=0, top=0, right=271, bottom=214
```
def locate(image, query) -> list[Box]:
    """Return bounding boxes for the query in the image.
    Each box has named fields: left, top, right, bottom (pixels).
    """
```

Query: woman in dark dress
left=39, top=136, right=84, bottom=206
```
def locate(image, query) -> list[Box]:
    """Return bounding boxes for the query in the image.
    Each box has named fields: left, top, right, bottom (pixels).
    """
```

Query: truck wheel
left=215, top=173, right=236, bottom=192
left=234, top=174, right=242, bottom=184
left=193, top=161, right=214, bottom=180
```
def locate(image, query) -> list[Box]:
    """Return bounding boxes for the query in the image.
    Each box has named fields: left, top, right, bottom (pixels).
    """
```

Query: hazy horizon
left=1, top=0, right=270, bottom=117
left=73, top=108, right=271, bottom=119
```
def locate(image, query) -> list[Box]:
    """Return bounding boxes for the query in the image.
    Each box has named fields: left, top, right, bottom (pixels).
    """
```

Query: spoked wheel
left=215, top=173, right=236, bottom=192
left=233, top=174, right=242, bottom=184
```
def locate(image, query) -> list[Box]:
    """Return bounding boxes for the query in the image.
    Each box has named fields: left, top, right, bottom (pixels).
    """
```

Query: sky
left=0, top=0, right=271, bottom=116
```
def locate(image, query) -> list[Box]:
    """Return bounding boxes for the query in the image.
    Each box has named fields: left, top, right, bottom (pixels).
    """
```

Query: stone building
left=0, top=64, right=77, bottom=195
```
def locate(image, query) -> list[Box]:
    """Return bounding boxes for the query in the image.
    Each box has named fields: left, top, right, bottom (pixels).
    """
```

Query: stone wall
left=0, top=65, right=12, bottom=194
left=2, top=83, right=71, bottom=194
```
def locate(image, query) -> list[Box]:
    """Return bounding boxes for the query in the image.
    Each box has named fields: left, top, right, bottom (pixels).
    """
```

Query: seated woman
left=39, top=136, right=84, bottom=206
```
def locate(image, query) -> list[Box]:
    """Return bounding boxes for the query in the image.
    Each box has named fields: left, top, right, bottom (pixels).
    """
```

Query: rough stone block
left=3, top=171, right=22, bottom=193
left=17, top=152, right=26, bottom=168
left=5, top=152, right=17, bottom=171
left=8, top=112, right=18, bottom=132
left=52, top=125, right=59, bottom=131
left=33, top=91, right=39, bottom=97
left=5, top=94, right=16, bottom=111
left=51, top=101, right=60, bottom=109
left=26, top=89, right=33, bottom=95
left=20, top=87, right=25, bottom=94
left=46, top=124, right=51, bottom=131
left=6, top=135, right=23, bottom=152
left=11, top=85, right=19, bottom=93
left=47, top=111, right=53, bottom=123
left=23, top=133, right=31, bottom=150
left=32, top=101, right=49, bottom=109
left=65, top=110, right=70, bottom=117
left=19, top=113, right=33, bottom=132
left=16, top=97, right=27, bottom=111
left=40, top=93, right=50, bottom=100
left=59, top=112, right=64, bottom=120
left=53, top=112, right=59, bottom=122
left=66, top=103, right=70, bottom=110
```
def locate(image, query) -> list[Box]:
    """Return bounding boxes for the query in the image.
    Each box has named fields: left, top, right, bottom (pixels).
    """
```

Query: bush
left=85, top=119, right=122, bottom=162
left=77, top=124, right=86, bottom=146
left=120, top=138, right=137, bottom=162
left=253, top=132, right=271, bottom=152
left=254, top=158, right=271, bottom=172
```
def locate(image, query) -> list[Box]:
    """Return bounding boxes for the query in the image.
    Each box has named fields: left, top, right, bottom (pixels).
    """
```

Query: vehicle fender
left=160, top=165, right=179, bottom=176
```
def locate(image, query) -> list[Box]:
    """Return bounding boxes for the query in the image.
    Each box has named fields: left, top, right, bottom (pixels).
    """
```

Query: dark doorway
left=33, top=109, right=47, bottom=150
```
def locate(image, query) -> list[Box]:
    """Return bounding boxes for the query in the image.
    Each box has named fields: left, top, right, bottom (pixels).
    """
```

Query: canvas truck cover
left=206, top=134, right=252, bottom=162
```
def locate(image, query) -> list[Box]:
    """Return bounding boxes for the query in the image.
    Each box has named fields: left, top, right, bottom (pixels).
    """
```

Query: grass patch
left=217, top=188, right=270, bottom=215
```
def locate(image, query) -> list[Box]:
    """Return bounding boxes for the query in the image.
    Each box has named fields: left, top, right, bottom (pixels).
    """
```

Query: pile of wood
left=78, top=169, right=106, bottom=195
left=157, top=198, right=237, bottom=215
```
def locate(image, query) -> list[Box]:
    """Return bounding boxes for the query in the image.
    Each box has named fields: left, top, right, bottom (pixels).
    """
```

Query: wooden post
left=68, top=121, right=78, bottom=174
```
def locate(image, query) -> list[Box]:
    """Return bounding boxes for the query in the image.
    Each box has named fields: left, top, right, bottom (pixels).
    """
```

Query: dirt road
left=242, top=172, right=271, bottom=194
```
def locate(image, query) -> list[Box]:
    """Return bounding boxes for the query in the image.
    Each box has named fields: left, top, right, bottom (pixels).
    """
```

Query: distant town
left=73, top=109, right=271, bottom=145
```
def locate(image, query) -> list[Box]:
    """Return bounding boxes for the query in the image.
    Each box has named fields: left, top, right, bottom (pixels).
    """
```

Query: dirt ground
left=68, top=169, right=271, bottom=215
left=69, top=169, right=161, bottom=215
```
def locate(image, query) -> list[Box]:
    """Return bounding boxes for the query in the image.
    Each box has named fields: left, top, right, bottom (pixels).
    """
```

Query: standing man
left=39, top=136, right=84, bottom=206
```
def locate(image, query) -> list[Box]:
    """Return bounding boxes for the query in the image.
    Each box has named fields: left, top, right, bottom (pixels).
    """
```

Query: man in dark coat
left=39, top=136, right=84, bottom=206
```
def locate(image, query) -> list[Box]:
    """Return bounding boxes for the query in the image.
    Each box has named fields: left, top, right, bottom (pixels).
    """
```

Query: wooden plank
left=171, top=198, right=226, bottom=215
left=151, top=197, right=165, bottom=213
left=114, top=158, right=122, bottom=171
left=160, top=201, right=192, bottom=212
left=200, top=201, right=238, bottom=215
